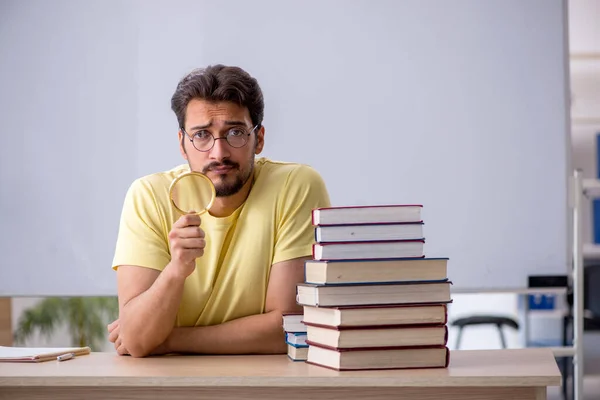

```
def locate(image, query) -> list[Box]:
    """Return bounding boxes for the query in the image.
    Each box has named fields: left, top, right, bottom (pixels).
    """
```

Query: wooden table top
left=0, top=348, right=562, bottom=388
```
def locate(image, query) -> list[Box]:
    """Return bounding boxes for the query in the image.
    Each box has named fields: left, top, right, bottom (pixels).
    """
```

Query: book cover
left=303, top=322, right=449, bottom=348
left=301, top=302, right=450, bottom=327
left=303, top=257, right=448, bottom=285
left=296, top=280, right=452, bottom=307
left=312, top=239, right=425, bottom=261
left=312, top=204, right=423, bottom=226
left=314, top=222, right=424, bottom=243
left=305, top=342, right=450, bottom=371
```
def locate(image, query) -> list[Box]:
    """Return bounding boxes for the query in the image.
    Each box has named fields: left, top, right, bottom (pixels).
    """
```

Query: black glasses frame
left=181, top=125, right=258, bottom=152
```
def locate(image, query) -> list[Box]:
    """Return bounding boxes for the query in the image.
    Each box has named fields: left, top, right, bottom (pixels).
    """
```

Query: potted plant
left=13, top=296, right=119, bottom=351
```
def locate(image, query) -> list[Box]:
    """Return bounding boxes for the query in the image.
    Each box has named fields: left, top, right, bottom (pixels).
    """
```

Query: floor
left=547, top=375, right=600, bottom=400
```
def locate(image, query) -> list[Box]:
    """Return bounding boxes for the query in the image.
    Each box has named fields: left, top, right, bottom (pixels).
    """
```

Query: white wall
left=0, top=0, right=571, bottom=296
left=568, top=0, right=600, bottom=55
left=443, top=0, right=600, bottom=372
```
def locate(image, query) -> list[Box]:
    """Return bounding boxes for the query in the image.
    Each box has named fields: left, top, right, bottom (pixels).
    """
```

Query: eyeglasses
left=182, top=125, right=258, bottom=152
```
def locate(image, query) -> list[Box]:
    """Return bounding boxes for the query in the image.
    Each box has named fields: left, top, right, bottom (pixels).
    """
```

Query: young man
left=107, top=65, right=330, bottom=357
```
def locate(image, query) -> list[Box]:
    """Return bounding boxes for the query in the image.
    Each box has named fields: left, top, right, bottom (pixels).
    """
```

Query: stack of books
left=296, top=204, right=452, bottom=371
left=281, top=313, right=308, bottom=361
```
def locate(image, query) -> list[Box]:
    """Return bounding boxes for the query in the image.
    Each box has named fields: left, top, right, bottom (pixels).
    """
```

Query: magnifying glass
left=169, top=171, right=216, bottom=215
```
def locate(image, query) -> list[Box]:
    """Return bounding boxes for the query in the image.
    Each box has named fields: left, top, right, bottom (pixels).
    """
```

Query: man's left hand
left=107, top=319, right=171, bottom=356
left=107, top=319, right=130, bottom=355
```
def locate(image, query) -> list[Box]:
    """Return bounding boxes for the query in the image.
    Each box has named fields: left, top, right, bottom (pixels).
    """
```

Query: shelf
left=452, top=287, right=567, bottom=295
left=583, top=243, right=600, bottom=260
left=572, top=117, right=600, bottom=124
left=570, top=53, right=600, bottom=60
left=583, top=179, right=600, bottom=198
left=527, top=310, right=567, bottom=318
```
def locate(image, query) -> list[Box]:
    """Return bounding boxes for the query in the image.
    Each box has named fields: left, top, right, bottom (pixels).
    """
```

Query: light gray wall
left=0, top=0, right=571, bottom=296
left=0, top=0, right=137, bottom=296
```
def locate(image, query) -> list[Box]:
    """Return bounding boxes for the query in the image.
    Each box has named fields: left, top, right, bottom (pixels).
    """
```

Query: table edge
left=0, top=376, right=563, bottom=387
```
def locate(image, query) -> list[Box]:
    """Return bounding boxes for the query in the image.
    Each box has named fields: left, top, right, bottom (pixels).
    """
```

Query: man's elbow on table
left=126, top=343, right=151, bottom=358
left=271, top=336, right=288, bottom=354
left=264, top=310, right=292, bottom=354
left=125, top=336, right=164, bottom=358
left=120, top=325, right=161, bottom=358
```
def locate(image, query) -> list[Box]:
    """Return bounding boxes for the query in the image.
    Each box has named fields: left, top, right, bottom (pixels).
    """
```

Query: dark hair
left=171, top=65, right=264, bottom=130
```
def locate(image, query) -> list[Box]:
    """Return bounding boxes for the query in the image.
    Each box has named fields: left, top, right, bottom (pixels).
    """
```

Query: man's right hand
left=167, top=213, right=205, bottom=278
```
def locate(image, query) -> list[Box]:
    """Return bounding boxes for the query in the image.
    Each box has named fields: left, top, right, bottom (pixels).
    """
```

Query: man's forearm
left=165, top=310, right=287, bottom=355
left=120, top=264, right=186, bottom=357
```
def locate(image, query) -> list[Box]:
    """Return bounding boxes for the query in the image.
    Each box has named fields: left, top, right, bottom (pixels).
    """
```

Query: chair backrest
left=585, top=264, right=600, bottom=318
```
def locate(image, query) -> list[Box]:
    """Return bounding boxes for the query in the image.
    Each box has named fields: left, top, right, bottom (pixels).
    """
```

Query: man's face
left=178, top=99, right=264, bottom=197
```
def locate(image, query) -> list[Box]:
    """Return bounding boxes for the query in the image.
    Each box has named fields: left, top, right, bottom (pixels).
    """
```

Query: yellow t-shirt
left=111, top=157, right=331, bottom=327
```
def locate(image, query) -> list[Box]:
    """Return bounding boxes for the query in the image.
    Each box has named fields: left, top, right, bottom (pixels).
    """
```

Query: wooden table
left=0, top=348, right=561, bottom=400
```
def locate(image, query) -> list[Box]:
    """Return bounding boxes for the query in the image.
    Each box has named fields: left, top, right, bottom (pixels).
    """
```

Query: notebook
left=0, top=346, right=91, bottom=362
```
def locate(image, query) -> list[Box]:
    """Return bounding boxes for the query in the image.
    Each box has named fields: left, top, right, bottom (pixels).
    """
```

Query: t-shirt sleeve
left=111, top=178, right=171, bottom=272
left=272, top=165, right=331, bottom=265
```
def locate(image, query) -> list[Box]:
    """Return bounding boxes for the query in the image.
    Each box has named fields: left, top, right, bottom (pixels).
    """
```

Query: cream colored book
left=296, top=280, right=452, bottom=307
left=287, top=344, right=308, bottom=361
left=0, top=346, right=91, bottom=362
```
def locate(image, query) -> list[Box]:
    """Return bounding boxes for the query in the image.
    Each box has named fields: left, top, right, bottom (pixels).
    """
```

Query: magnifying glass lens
left=169, top=172, right=216, bottom=215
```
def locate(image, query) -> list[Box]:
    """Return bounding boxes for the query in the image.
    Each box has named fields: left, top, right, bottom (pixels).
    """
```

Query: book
left=304, top=202, right=452, bottom=371
left=286, top=332, right=307, bottom=346
left=287, top=343, right=309, bottom=361
left=282, top=313, right=308, bottom=360
left=0, top=346, right=91, bottom=363
left=296, top=280, right=452, bottom=307
left=304, top=258, right=448, bottom=285
left=282, top=313, right=306, bottom=332
left=595, top=133, right=600, bottom=243
left=312, top=240, right=425, bottom=261
left=304, top=322, right=448, bottom=349
left=302, top=303, right=449, bottom=327
left=315, top=222, right=424, bottom=243
left=306, top=341, right=450, bottom=371
left=312, top=204, right=423, bottom=226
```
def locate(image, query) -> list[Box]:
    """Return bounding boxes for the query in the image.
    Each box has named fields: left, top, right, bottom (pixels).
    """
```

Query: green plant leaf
left=13, top=296, right=119, bottom=350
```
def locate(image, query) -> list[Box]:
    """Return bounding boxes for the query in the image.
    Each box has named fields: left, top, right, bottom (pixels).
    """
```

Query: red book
left=303, top=322, right=449, bottom=349
left=315, top=222, right=424, bottom=243
left=312, top=239, right=425, bottom=261
left=296, top=280, right=452, bottom=307
left=312, top=204, right=423, bottom=226
left=301, top=303, right=450, bottom=327
left=306, top=341, right=450, bottom=371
